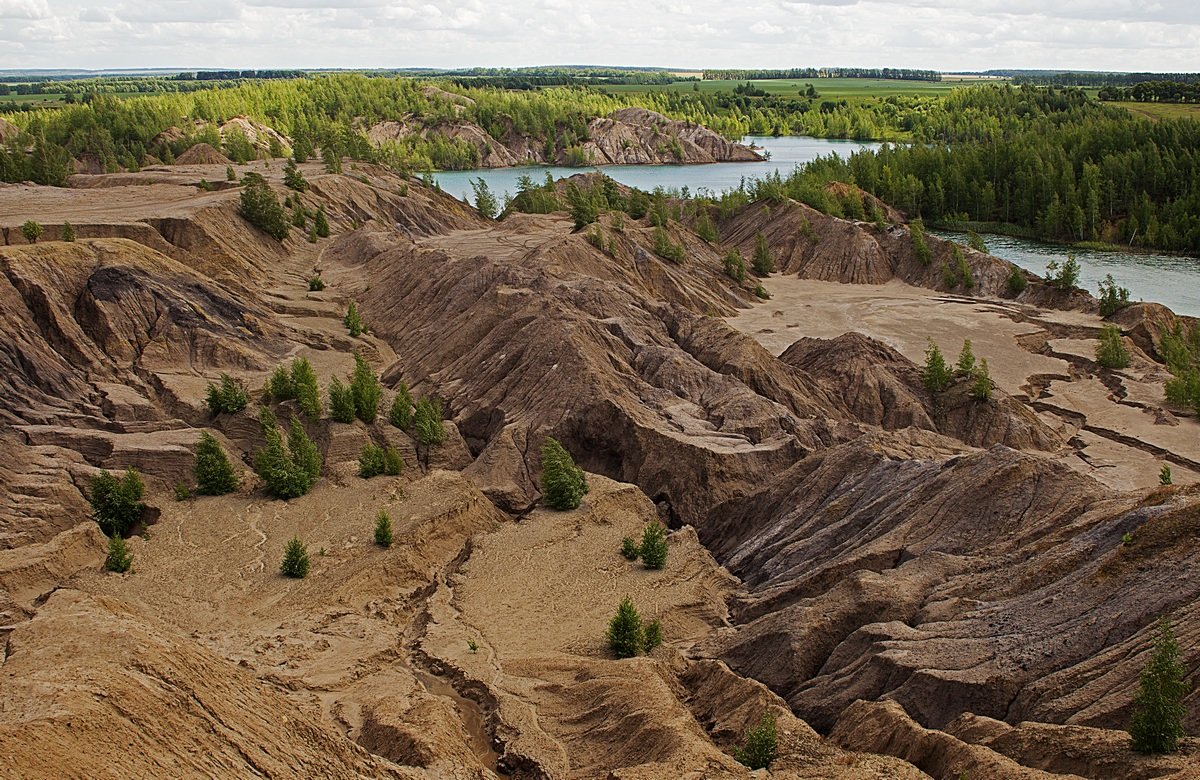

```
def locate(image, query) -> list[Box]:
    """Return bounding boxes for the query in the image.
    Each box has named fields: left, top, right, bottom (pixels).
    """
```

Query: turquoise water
left=429, top=135, right=882, bottom=202
left=932, top=229, right=1200, bottom=317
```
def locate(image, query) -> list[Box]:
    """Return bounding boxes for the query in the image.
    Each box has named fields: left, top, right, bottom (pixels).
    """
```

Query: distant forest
left=703, top=68, right=941, bottom=82
left=1098, top=82, right=1200, bottom=104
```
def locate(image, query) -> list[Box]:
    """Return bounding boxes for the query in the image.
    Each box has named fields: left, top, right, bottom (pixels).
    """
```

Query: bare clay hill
left=0, top=162, right=1197, bottom=779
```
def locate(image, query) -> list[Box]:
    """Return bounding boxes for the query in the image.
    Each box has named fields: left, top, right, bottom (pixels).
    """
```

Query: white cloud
left=0, top=0, right=1197, bottom=71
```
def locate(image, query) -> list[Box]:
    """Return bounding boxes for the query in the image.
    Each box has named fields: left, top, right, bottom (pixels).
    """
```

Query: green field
left=601, top=77, right=1003, bottom=102
left=0, top=93, right=69, bottom=107
left=1110, top=101, right=1200, bottom=121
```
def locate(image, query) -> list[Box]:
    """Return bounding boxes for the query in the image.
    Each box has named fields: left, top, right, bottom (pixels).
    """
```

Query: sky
left=1, top=0, right=1198, bottom=73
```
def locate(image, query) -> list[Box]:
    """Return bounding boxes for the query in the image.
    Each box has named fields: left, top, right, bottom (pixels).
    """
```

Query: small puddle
left=413, top=667, right=503, bottom=774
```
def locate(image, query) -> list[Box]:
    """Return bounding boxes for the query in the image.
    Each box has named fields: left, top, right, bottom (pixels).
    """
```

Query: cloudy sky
left=1, top=0, right=1197, bottom=73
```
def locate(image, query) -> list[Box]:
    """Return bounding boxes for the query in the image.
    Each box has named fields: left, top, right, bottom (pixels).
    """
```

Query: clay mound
left=219, top=115, right=290, bottom=154
left=173, top=142, right=233, bottom=166
left=583, top=107, right=763, bottom=165
left=0, top=117, right=19, bottom=144
left=824, top=180, right=905, bottom=224
left=781, top=332, right=1063, bottom=451
left=421, top=84, right=475, bottom=107
left=1109, top=301, right=1198, bottom=359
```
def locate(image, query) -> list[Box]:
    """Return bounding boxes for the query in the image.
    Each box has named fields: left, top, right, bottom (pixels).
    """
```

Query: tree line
left=702, top=68, right=941, bottom=82
left=1098, top=81, right=1200, bottom=104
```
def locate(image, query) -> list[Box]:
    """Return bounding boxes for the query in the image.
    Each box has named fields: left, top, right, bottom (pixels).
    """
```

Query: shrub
left=226, top=165, right=237, bottom=182
left=1129, top=616, right=1189, bottom=754
left=20, top=220, right=43, bottom=243
left=308, top=275, right=325, bottom=291
left=1160, top=464, right=1173, bottom=485
left=198, top=178, right=212, bottom=191
left=734, top=713, right=778, bottom=770
left=540, top=437, right=588, bottom=510
left=89, top=467, right=146, bottom=537
left=639, top=523, right=668, bottom=570
left=194, top=431, right=239, bottom=495
left=267, top=365, right=296, bottom=402
left=238, top=172, right=289, bottom=240
left=280, top=537, right=310, bottom=578
left=328, top=377, right=356, bottom=423
left=955, top=340, right=976, bottom=377
left=753, top=284, right=770, bottom=300
left=174, top=483, right=191, bottom=501
left=105, top=534, right=133, bottom=573
left=922, top=340, right=953, bottom=393
left=620, top=536, right=640, bottom=560
left=694, top=210, right=718, bottom=243
left=283, top=159, right=308, bottom=191
left=359, top=444, right=387, bottom=478
left=967, top=230, right=987, bottom=252
left=722, top=249, right=747, bottom=283
left=607, top=596, right=644, bottom=659
left=1096, top=324, right=1130, bottom=369
left=953, top=245, right=974, bottom=289
left=254, top=407, right=320, bottom=499
left=205, top=373, right=249, bottom=415
left=1099, top=273, right=1132, bottom=316
left=344, top=300, right=365, bottom=337
left=61, top=221, right=76, bottom=242
left=382, top=446, right=404, bottom=475
left=970, top=358, right=994, bottom=402
left=471, top=177, right=497, bottom=219
left=291, top=357, right=322, bottom=420
left=414, top=396, right=447, bottom=447
left=653, top=226, right=685, bottom=263
left=751, top=231, right=774, bottom=275
left=315, top=205, right=331, bottom=237
left=1045, top=255, right=1080, bottom=290
left=910, top=219, right=932, bottom=265
left=643, top=620, right=663, bottom=651
left=1007, top=265, right=1028, bottom=296
left=390, top=383, right=414, bottom=429
left=308, top=226, right=318, bottom=243
left=1166, top=369, right=1200, bottom=416
left=350, top=353, right=382, bottom=423
left=374, top=510, right=393, bottom=547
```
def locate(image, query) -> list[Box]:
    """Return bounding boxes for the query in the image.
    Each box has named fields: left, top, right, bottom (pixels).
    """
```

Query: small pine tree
left=280, top=537, right=310, bottom=578
left=1007, top=265, right=1028, bottom=296
left=226, top=165, right=236, bottom=182
left=308, top=225, right=318, bottom=243
left=955, top=340, right=976, bottom=377
left=607, top=596, right=644, bottom=659
left=194, top=431, right=238, bottom=495
left=283, top=158, right=309, bottom=192
left=307, top=275, right=325, bottom=291
left=1129, top=616, right=1189, bottom=755
left=89, top=467, right=146, bottom=537
left=328, top=377, right=356, bottom=423
left=734, top=713, right=778, bottom=770
left=694, top=210, right=718, bottom=243
left=922, top=340, right=953, bottom=393
left=970, top=358, right=993, bottom=402
left=315, top=205, right=331, bottom=237
left=344, top=301, right=365, bottom=337
left=253, top=407, right=320, bottom=499
left=471, top=177, right=498, bottom=220
left=413, top=396, right=447, bottom=447
left=382, top=446, right=404, bottom=476
left=751, top=231, right=774, bottom=275
left=105, top=534, right=132, bottom=573
left=374, top=510, right=393, bottom=547
left=291, top=357, right=322, bottom=420
left=61, top=221, right=76, bottom=242
left=21, top=220, right=43, bottom=243
left=205, top=373, right=249, bottom=415
left=267, top=364, right=296, bottom=402
left=350, top=353, right=382, bottom=423
left=620, top=536, right=640, bottom=560
left=237, top=172, right=289, bottom=240
left=1099, top=273, right=1132, bottom=316
left=359, top=444, right=386, bottom=478
left=639, top=523, right=668, bottom=570
left=1096, top=324, right=1131, bottom=370
left=967, top=230, right=987, bottom=253
left=287, top=418, right=321, bottom=484
left=910, top=219, right=932, bottom=266
left=540, top=437, right=588, bottom=510
left=643, top=619, right=663, bottom=651
left=723, top=249, right=747, bottom=283
left=1160, top=464, right=1173, bottom=486
left=389, top=383, right=414, bottom=429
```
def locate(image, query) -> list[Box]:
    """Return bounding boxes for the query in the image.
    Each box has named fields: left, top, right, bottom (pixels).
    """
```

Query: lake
left=428, top=135, right=881, bottom=202
left=931, top=229, right=1200, bottom=318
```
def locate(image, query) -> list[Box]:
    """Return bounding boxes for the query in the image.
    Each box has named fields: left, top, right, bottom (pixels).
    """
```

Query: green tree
left=620, top=536, right=640, bottom=560
left=1045, top=255, right=1081, bottom=290
left=288, top=417, right=321, bottom=485
left=1099, top=274, right=1132, bottom=316
left=967, top=230, right=987, bottom=252
left=283, top=158, right=308, bottom=191
left=89, top=467, right=146, bottom=537
left=105, top=534, right=133, bottom=573
left=267, top=365, right=296, bottom=401
left=540, top=437, right=588, bottom=510
left=639, top=523, right=668, bottom=570
left=1096, top=324, right=1131, bottom=369
left=307, top=274, right=325, bottom=291
left=955, top=339, right=976, bottom=377
left=643, top=619, right=663, bottom=651
left=20, top=220, right=42, bottom=243
left=922, top=340, right=953, bottom=393
left=61, top=221, right=76, bottom=242
left=471, top=177, right=497, bottom=219
left=414, top=396, right=447, bottom=447
left=253, top=407, right=320, bottom=499
left=652, top=226, right=685, bottom=263
left=315, top=205, right=331, bottom=237
left=374, top=510, right=393, bottom=547
left=1160, top=464, right=1173, bottom=485
left=751, top=231, right=774, bottom=275
left=722, top=249, right=747, bottom=282
left=607, top=596, right=644, bottom=659
left=389, top=383, right=414, bottom=429
left=238, top=172, right=289, bottom=240
left=1129, top=616, right=1189, bottom=755
left=291, top=357, right=322, bottom=419
left=343, top=300, right=365, bottom=337
left=194, top=431, right=239, bottom=495
left=734, top=713, right=778, bottom=770
left=1007, top=265, right=1028, bottom=296
left=280, top=537, right=310, bottom=578
left=694, top=210, right=719, bottom=243
left=566, top=183, right=598, bottom=231
left=910, top=219, right=932, bottom=266
left=205, top=373, right=249, bottom=415
left=328, top=377, right=356, bottom=423
left=970, top=358, right=993, bottom=402
left=359, top=444, right=387, bottom=478
left=350, top=353, right=382, bottom=423
left=226, top=165, right=237, bottom=182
